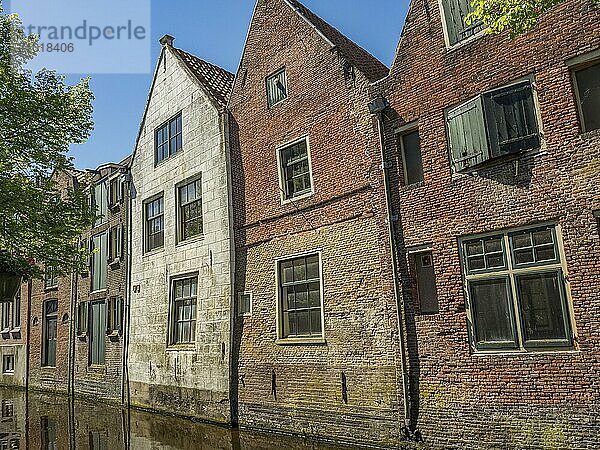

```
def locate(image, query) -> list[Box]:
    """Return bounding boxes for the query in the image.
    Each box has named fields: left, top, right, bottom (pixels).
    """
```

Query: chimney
left=159, top=34, right=175, bottom=47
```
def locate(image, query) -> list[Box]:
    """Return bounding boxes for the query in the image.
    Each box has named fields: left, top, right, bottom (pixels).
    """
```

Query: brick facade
left=374, top=0, right=600, bottom=447
left=228, top=0, right=403, bottom=446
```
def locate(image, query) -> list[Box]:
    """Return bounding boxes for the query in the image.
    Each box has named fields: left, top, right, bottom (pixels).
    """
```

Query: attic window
left=266, top=68, right=288, bottom=108
left=155, top=113, right=183, bottom=164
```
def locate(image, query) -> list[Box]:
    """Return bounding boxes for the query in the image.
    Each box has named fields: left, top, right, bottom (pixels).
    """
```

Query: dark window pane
left=514, top=248, right=534, bottom=265
left=469, top=278, right=517, bottom=348
left=516, top=272, right=570, bottom=344
left=401, top=130, right=424, bottom=185
left=575, top=62, right=600, bottom=132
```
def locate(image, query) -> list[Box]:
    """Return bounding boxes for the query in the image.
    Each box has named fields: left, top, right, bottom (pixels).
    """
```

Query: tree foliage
left=467, top=0, right=600, bottom=36
left=0, top=2, right=95, bottom=278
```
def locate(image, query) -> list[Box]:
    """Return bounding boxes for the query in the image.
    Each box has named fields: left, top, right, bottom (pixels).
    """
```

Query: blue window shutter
left=447, top=96, right=489, bottom=172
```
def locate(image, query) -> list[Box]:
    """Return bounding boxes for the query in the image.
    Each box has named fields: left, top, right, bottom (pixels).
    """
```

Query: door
left=89, top=301, right=106, bottom=365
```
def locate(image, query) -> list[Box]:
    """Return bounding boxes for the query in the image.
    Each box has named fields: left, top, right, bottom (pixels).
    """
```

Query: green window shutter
left=484, top=81, right=540, bottom=157
left=442, top=0, right=460, bottom=45
left=447, top=96, right=490, bottom=172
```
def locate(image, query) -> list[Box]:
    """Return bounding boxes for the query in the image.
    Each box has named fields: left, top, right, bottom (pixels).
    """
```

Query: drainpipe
left=68, top=270, right=77, bottom=397
left=369, top=96, right=413, bottom=434
left=121, top=168, right=132, bottom=410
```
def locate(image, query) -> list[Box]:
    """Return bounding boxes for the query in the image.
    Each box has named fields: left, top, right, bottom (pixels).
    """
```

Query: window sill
left=77, top=333, right=87, bottom=340
left=580, top=128, right=600, bottom=140
left=143, top=248, right=165, bottom=258
left=281, top=190, right=314, bottom=206
left=44, top=286, right=59, bottom=292
left=471, top=348, right=578, bottom=357
left=267, top=98, right=287, bottom=110
left=176, top=234, right=205, bottom=248
left=41, top=366, right=56, bottom=371
left=90, top=289, right=108, bottom=295
left=109, top=258, right=121, bottom=267
left=275, top=337, right=326, bottom=346
left=154, top=149, right=184, bottom=168
left=2, top=372, right=14, bottom=376
left=400, top=180, right=425, bottom=191
left=445, top=28, right=487, bottom=53
left=0, top=329, right=10, bottom=335
left=10, top=328, right=21, bottom=337
left=166, top=345, right=196, bottom=353
left=452, top=148, right=547, bottom=178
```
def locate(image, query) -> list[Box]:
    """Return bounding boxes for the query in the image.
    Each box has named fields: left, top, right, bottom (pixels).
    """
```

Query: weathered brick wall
left=228, top=0, right=403, bottom=446
left=74, top=164, right=126, bottom=401
left=376, top=0, right=600, bottom=447
left=27, top=171, right=76, bottom=394
left=128, top=43, right=233, bottom=423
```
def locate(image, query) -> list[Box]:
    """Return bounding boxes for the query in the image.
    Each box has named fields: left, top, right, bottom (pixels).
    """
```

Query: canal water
left=0, top=388, right=367, bottom=449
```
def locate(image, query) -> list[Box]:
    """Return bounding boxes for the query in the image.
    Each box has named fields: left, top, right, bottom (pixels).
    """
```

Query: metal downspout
left=373, top=106, right=413, bottom=433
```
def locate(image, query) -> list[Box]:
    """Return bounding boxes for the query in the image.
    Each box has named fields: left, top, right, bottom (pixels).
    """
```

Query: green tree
left=468, top=0, right=600, bottom=36
left=0, top=2, right=95, bottom=278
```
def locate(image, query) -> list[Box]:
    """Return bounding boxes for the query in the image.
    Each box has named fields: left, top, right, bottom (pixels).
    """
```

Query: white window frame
left=438, top=0, right=487, bottom=50
left=166, top=273, right=199, bottom=350
left=237, top=291, right=253, bottom=317
left=276, top=135, right=315, bottom=205
left=459, top=223, right=576, bottom=354
left=2, top=355, right=15, bottom=375
left=568, top=49, right=600, bottom=134
left=274, top=250, right=325, bottom=345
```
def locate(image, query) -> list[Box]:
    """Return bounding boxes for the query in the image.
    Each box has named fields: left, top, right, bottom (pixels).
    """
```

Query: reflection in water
left=0, top=388, right=365, bottom=450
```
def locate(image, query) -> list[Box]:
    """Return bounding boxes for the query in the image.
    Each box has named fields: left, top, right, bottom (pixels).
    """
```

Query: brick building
left=27, top=171, right=81, bottom=394
left=127, top=36, right=235, bottom=423
left=373, top=0, right=600, bottom=447
left=228, top=0, right=404, bottom=446
left=73, top=158, right=129, bottom=401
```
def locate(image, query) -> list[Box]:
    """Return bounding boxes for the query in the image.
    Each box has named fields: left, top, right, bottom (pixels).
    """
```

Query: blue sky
left=65, top=0, right=410, bottom=169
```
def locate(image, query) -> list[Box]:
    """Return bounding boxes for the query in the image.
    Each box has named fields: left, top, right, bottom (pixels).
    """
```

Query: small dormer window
left=266, top=68, right=288, bottom=108
left=155, top=113, right=182, bottom=164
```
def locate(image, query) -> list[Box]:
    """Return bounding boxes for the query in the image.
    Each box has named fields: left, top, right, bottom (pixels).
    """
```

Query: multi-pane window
left=107, top=297, right=123, bottom=335
left=2, top=355, right=14, bottom=374
left=1, top=290, right=20, bottom=332
left=279, top=139, right=312, bottom=200
left=77, top=302, right=88, bottom=337
left=266, top=68, right=288, bottom=107
left=91, top=233, right=108, bottom=292
left=461, top=225, right=572, bottom=351
left=178, top=178, right=203, bottom=242
left=44, top=266, right=58, bottom=289
left=573, top=60, right=600, bottom=133
left=89, top=300, right=106, bottom=365
left=42, top=300, right=58, bottom=367
left=109, top=225, right=123, bottom=262
left=447, top=80, right=540, bottom=172
left=170, top=277, right=197, bottom=345
left=93, top=180, right=108, bottom=227
left=238, top=292, right=252, bottom=316
left=441, top=0, right=484, bottom=46
left=156, top=113, right=183, bottom=163
left=278, top=254, right=323, bottom=339
left=399, top=128, right=424, bottom=185
left=145, top=196, right=164, bottom=252
left=108, top=176, right=123, bottom=207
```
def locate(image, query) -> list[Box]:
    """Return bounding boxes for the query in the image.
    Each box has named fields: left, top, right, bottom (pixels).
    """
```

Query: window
left=266, top=68, right=288, bottom=107
left=93, top=180, right=108, bottom=227
left=177, top=178, right=203, bottom=242
left=42, top=300, right=58, bottom=367
left=573, top=60, right=600, bottom=132
left=77, top=302, right=88, bottom=337
left=278, top=138, right=312, bottom=201
left=108, top=225, right=123, bottom=262
left=12, top=288, right=20, bottom=330
left=1, top=400, right=13, bottom=418
left=144, top=195, right=164, bottom=252
left=238, top=292, right=252, bottom=316
left=155, top=113, right=183, bottom=163
left=41, top=416, right=57, bottom=450
left=447, top=80, right=540, bottom=172
left=91, top=232, right=108, bottom=292
left=89, top=300, right=106, bottom=365
left=170, top=277, right=197, bottom=345
left=399, top=128, right=424, bottom=185
left=1, top=289, right=20, bottom=332
left=441, top=0, right=484, bottom=46
left=107, top=297, right=123, bottom=335
left=2, top=355, right=14, bottom=374
left=89, top=431, right=108, bottom=450
left=413, top=252, right=439, bottom=314
left=44, top=266, right=58, bottom=289
left=108, top=176, right=123, bottom=207
left=278, top=254, right=323, bottom=339
left=461, top=225, right=572, bottom=351
left=1, top=303, right=9, bottom=331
